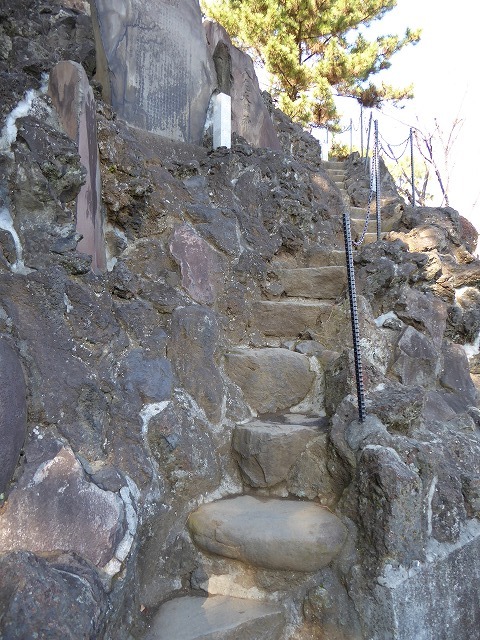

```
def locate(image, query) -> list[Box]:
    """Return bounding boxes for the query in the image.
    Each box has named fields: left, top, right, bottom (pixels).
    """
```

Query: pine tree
left=201, top=0, right=420, bottom=129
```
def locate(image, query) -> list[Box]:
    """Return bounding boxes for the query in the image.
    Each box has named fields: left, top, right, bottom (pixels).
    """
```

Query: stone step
left=306, top=248, right=346, bottom=267
left=322, top=160, right=344, bottom=169
left=277, top=266, right=346, bottom=299
left=350, top=217, right=378, bottom=234
left=349, top=206, right=369, bottom=216
left=326, top=170, right=345, bottom=178
left=233, top=416, right=323, bottom=489
left=362, top=232, right=387, bottom=244
left=143, top=595, right=284, bottom=640
left=188, top=495, right=347, bottom=572
left=224, top=348, right=315, bottom=414
left=251, top=300, right=334, bottom=337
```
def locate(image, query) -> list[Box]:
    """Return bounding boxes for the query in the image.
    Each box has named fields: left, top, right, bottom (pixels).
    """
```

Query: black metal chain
left=353, top=131, right=377, bottom=247
left=343, top=211, right=366, bottom=423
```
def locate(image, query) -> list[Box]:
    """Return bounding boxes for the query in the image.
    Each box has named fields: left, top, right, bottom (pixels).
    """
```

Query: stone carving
left=90, top=0, right=216, bottom=144
left=204, top=20, right=281, bottom=150
left=48, top=61, right=106, bottom=271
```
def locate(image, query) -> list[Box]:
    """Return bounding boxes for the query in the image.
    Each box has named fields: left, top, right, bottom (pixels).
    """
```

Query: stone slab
left=224, top=347, right=314, bottom=414
left=278, top=266, right=346, bottom=299
left=188, top=495, right=347, bottom=572
left=0, top=338, right=26, bottom=494
left=91, top=0, right=216, bottom=144
left=213, top=92, right=231, bottom=149
left=144, top=595, right=284, bottom=640
left=251, top=300, right=334, bottom=337
left=48, top=60, right=106, bottom=272
left=204, top=20, right=281, bottom=150
left=233, top=420, right=320, bottom=488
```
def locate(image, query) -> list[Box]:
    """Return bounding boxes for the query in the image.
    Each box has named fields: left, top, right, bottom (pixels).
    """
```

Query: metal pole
left=343, top=211, right=366, bottom=423
left=410, top=128, right=415, bottom=207
left=374, top=120, right=381, bottom=240
left=350, top=118, right=353, bottom=154
left=365, top=112, right=372, bottom=171
left=360, top=106, right=364, bottom=158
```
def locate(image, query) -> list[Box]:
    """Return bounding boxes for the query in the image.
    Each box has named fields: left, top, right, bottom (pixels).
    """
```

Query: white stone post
left=213, top=92, right=231, bottom=149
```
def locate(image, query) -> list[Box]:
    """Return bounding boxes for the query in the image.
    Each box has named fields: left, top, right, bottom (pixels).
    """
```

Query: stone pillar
left=48, top=61, right=106, bottom=272
left=213, top=93, right=231, bottom=149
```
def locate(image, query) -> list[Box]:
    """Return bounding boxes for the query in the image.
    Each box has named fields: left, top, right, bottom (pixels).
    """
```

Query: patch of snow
left=140, top=401, right=170, bottom=436
left=463, top=330, right=480, bottom=359
left=426, top=475, right=438, bottom=537
left=63, top=294, right=73, bottom=313
left=0, top=75, right=48, bottom=153
left=0, top=207, right=33, bottom=274
left=374, top=310, right=399, bottom=327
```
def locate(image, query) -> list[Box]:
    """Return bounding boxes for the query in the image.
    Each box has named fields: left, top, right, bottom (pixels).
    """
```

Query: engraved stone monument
left=48, top=60, right=106, bottom=272
left=90, top=0, right=216, bottom=144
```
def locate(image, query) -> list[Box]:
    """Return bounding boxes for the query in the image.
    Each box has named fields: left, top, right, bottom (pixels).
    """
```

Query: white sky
left=332, top=0, right=480, bottom=231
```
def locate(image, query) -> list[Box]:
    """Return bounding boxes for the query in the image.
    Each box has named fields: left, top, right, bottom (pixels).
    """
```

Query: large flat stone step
left=251, top=300, right=334, bottom=337
left=224, top=348, right=314, bottom=414
left=278, top=266, right=346, bottom=299
left=143, top=595, right=284, bottom=640
left=188, top=495, right=347, bottom=572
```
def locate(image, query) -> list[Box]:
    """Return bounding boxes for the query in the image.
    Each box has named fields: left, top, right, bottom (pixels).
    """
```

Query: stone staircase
left=323, top=159, right=384, bottom=244
left=142, top=159, right=378, bottom=639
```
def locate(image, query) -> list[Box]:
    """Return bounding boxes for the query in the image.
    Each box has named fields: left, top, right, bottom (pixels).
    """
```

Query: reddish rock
left=169, top=223, right=224, bottom=305
left=48, top=60, right=106, bottom=272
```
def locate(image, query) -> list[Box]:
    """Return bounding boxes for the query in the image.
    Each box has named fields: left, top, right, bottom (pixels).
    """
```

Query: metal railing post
left=360, top=106, right=364, bottom=158
left=410, top=128, right=415, bottom=207
left=350, top=118, right=353, bottom=154
left=374, top=120, right=381, bottom=240
left=343, top=212, right=366, bottom=423
left=365, top=112, right=372, bottom=172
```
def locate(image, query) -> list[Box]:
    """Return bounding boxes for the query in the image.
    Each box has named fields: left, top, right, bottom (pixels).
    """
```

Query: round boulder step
left=188, top=495, right=347, bottom=572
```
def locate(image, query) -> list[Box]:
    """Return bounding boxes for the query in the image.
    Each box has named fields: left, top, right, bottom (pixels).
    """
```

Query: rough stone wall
left=1, top=2, right=480, bottom=639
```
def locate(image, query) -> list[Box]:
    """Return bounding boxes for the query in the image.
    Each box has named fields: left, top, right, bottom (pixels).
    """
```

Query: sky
left=331, top=0, right=480, bottom=232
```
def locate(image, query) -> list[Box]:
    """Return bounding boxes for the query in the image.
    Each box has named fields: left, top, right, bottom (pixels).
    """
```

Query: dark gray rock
left=303, top=568, right=363, bottom=640
left=439, top=341, right=477, bottom=405
left=91, top=0, right=216, bottom=144
left=392, top=325, right=440, bottom=387
left=0, top=338, right=26, bottom=494
left=168, top=306, right=224, bottom=423
left=357, top=444, right=425, bottom=570
left=0, top=551, right=108, bottom=640
left=352, top=521, right=480, bottom=640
